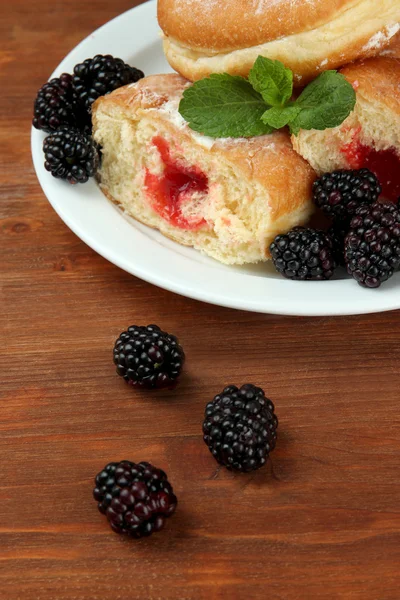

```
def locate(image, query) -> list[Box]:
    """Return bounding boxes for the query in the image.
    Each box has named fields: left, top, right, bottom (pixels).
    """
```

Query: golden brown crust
left=92, top=74, right=189, bottom=116
left=212, top=134, right=315, bottom=221
left=93, top=75, right=316, bottom=225
left=340, top=57, right=400, bottom=117
left=159, top=0, right=400, bottom=85
left=158, top=0, right=359, bottom=52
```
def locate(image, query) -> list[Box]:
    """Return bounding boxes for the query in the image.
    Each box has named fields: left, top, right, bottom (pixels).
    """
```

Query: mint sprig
left=287, top=71, right=357, bottom=135
left=179, top=74, right=274, bottom=138
left=248, top=56, right=293, bottom=107
left=178, top=57, right=356, bottom=139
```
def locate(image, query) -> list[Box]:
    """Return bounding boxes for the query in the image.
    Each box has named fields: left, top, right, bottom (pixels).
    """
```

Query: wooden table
left=2, top=1, right=400, bottom=598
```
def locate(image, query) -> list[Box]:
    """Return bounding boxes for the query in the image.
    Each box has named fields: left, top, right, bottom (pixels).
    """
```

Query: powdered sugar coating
left=173, top=0, right=318, bottom=15
left=362, top=23, right=400, bottom=52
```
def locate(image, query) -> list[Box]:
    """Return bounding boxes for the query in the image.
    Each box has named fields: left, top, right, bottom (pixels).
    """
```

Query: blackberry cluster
left=270, top=227, right=335, bottom=281
left=43, top=128, right=99, bottom=184
left=313, top=168, right=381, bottom=222
left=113, top=325, right=185, bottom=389
left=34, top=55, right=144, bottom=184
left=345, top=201, right=400, bottom=288
left=203, top=384, right=278, bottom=473
left=93, top=461, right=177, bottom=538
left=72, top=54, right=144, bottom=111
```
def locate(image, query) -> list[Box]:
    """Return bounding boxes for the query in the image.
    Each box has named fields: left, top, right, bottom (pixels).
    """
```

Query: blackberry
left=345, top=201, right=400, bottom=288
left=113, top=324, right=185, bottom=389
left=93, top=461, right=177, bottom=538
left=33, top=74, right=77, bottom=133
left=270, top=227, right=336, bottom=281
left=327, top=222, right=349, bottom=267
left=72, top=54, right=144, bottom=111
left=313, top=168, right=381, bottom=222
left=43, top=127, right=99, bottom=184
left=203, top=384, right=278, bottom=473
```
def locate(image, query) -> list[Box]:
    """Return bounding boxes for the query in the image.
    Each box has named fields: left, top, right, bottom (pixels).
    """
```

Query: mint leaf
left=289, top=71, right=356, bottom=136
left=261, top=105, right=301, bottom=129
left=248, top=56, right=293, bottom=107
left=179, top=74, right=274, bottom=138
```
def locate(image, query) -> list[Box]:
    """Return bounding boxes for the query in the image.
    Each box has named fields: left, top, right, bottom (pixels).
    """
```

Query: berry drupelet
left=43, top=128, right=99, bottom=184
left=72, top=54, right=144, bottom=111
left=113, top=325, right=185, bottom=389
left=93, top=461, right=177, bottom=538
left=345, top=201, right=400, bottom=288
left=33, top=74, right=77, bottom=133
left=313, top=168, right=381, bottom=222
left=270, top=227, right=336, bottom=281
left=203, top=384, right=278, bottom=473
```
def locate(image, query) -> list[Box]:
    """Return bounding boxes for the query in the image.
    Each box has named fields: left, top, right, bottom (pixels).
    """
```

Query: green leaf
left=248, top=56, right=293, bottom=107
left=289, top=71, right=356, bottom=136
left=178, top=74, right=274, bottom=138
left=261, top=105, right=302, bottom=129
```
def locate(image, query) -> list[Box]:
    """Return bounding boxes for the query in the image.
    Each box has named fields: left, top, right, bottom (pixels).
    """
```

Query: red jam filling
left=341, top=139, right=400, bottom=203
left=144, top=137, right=209, bottom=230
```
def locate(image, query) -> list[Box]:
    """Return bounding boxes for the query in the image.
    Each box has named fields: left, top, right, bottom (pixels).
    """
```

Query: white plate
left=31, top=0, right=400, bottom=316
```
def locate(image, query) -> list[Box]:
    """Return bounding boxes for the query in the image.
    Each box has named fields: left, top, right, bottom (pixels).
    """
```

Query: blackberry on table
left=93, top=461, right=177, bottom=538
left=72, top=54, right=144, bottom=111
left=345, top=201, right=400, bottom=288
left=43, top=127, right=99, bottom=184
left=270, top=227, right=336, bottom=281
left=33, top=74, right=77, bottom=133
left=113, top=324, right=185, bottom=389
left=203, top=384, right=278, bottom=473
left=313, top=169, right=381, bottom=222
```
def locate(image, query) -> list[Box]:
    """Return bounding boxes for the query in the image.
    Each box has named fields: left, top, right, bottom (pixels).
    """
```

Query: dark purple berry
left=203, top=384, right=278, bottom=473
left=270, top=227, right=336, bottom=280
left=113, top=324, right=185, bottom=389
left=313, top=168, right=381, bottom=222
left=33, top=74, right=76, bottom=133
left=43, top=127, right=99, bottom=184
left=72, top=54, right=144, bottom=111
left=93, top=461, right=177, bottom=538
left=345, top=201, right=400, bottom=288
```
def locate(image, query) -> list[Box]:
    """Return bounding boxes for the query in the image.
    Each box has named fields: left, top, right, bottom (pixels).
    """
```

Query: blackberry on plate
left=113, top=324, right=185, bottom=389
left=203, top=384, right=278, bottom=473
left=43, top=127, right=99, bottom=184
left=345, top=201, right=400, bottom=288
left=270, top=227, right=336, bottom=281
left=72, top=54, right=144, bottom=111
left=93, top=461, right=177, bottom=538
left=313, top=168, right=381, bottom=222
left=33, top=74, right=77, bottom=133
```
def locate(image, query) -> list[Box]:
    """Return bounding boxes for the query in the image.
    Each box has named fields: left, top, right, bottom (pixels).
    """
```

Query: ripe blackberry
left=345, top=201, right=400, bottom=288
left=33, top=74, right=77, bottom=133
left=313, top=168, right=381, bottom=222
left=203, top=384, right=278, bottom=473
left=327, top=222, right=349, bottom=267
left=113, top=324, right=185, bottom=389
left=270, top=227, right=336, bottom=280
left=72, top=54, right=144, bottom=111
left=43, top=127, right=99, bottom=184
left=93, top=461, right=177, bottom=538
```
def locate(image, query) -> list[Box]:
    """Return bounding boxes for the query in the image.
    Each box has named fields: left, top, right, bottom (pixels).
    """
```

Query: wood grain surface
left=1, top=1, right=400, bottom=598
